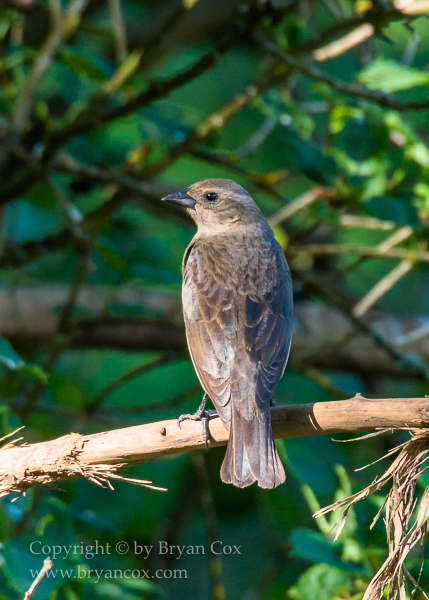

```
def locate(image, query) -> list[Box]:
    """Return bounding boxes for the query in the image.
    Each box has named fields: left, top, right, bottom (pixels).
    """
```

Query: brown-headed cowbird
left=162, top=179, right=293, bottom=488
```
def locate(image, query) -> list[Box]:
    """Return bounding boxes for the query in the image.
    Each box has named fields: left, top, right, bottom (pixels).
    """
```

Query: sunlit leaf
left=359, top=59, right=429, bottom=93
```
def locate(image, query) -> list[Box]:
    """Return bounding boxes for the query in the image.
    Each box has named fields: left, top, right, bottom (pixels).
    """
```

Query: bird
left=162, top=179, right=293, bottom=488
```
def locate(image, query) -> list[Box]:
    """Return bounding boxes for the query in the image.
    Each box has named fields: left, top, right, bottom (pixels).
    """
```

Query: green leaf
left=288, top=564, right=352, bottom=600
left=367, top=194, right=418, bottom=226
left=359, top=59, right=429, bottom=93
left=0, top=338, right=48, bottom=383
left=59, top=49, right=106, bottom=82
left=406, top=141, right=429, bottom=169
left=285, top=439, right=335, bottom=495
left=290, top=528, right=362, bottom=572
left=98, top=244, right=128, bottom=273
left=330, top=105, right=364, bottom=135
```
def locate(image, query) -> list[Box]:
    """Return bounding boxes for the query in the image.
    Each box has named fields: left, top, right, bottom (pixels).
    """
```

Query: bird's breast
left=185, top=233, right=285, bottom=297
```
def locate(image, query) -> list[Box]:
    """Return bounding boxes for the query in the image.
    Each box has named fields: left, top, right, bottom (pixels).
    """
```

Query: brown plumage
left=162, top=179, right=293, bottom=488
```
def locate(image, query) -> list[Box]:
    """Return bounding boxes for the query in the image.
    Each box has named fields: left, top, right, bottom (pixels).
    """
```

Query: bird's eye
left=205, top=192, right=218, bottom=202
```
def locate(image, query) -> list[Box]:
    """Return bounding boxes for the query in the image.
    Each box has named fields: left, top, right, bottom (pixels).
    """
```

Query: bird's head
left=162, top=178, right=266, bottom=236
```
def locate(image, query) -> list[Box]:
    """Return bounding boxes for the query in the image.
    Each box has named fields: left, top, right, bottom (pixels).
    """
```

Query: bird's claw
left=177, top=409, right=217, bottom=449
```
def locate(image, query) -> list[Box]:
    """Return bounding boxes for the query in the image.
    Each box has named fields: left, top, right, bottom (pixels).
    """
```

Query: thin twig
left=24, top=557, right=53, bottom=600
left=352, top=227, right=417, bottom=315
left=353, top=259, right=414, bottom=317
left=11, top=0, right=89, bottom=134
left=377, top=226, right=413, bottom=253
left=48, top=178, right=84, bottom=239
left=0, top=39, right=235, bottom=206
left=293, top=243, right=429, bottom=264
left=395, top=324, right=429, bottom=347
left=236, top=117, right=277, bottom=159
left=339, top=214, right=396, bottom=230
left=23, top=236, right=96, bottom=415
left=108, top=0, right=128, bottom=63
left=193, top=452, right=225, bottom=600
left=298, top=4, right=420, bottom=55
left=313, top=24, right=375, bottom=62
left=268, top=188, right=323, bottom=227
left=86, top=353, right=178, bottom=415
left=303, top=277, right=429, bottom=383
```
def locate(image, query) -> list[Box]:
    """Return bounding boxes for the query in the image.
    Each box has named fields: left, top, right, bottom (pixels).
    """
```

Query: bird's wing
left=244, top=244, right=293, bottom=411
left=182, top=243, right=237, bottom=429
left=222, top=254, right=292, bottom=488
left=183, top=240, right=292, bottom=428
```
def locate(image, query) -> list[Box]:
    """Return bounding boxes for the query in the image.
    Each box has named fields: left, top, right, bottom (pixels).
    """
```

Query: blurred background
left=1, top=0, right=429, bottom=598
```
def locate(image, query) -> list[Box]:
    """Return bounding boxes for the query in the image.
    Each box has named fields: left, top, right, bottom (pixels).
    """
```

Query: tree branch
left=0, top=39, right=233, bottom=205
left=292, top=243, right=429, bottom=264
left=255, top=34, right=429, bottom=111
left=10, top=0, right=89, bottom=134
left=298, top=6, right=412, bottom=55
left=0, top=174, right=187, bottom=270
left=0, top=62, right=281, bottom=271
left=2, top=396, right=429, bottom=498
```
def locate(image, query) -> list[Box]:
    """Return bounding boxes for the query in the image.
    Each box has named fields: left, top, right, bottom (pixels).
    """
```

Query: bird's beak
left=161, top=187, right=196, bottom=209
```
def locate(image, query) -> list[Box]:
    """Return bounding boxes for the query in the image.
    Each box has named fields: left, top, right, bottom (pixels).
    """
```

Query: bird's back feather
left=182, top=232, right=292, bottom=488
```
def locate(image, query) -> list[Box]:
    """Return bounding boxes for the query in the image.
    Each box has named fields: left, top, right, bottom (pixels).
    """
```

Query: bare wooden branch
left=2, top=396, right=429, bottom=498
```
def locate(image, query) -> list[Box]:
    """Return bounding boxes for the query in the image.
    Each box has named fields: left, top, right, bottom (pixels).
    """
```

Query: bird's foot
left=177, top=393, right=217, bottom=448
left=270, top=398, right=277, bottom=407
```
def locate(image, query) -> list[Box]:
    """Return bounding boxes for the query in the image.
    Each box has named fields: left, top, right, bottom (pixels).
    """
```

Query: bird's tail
left=220, top=404, right=285, bottom=489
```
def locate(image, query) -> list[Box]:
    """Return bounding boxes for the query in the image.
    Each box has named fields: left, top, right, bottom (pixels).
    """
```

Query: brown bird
left=162, top=179, right=293, bottom=488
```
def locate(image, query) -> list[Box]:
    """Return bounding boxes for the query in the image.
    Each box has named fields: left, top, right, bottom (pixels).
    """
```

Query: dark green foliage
left=1, top=1, right=429, bottom=598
